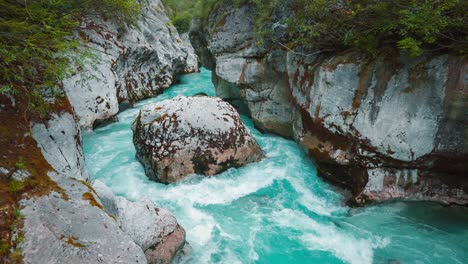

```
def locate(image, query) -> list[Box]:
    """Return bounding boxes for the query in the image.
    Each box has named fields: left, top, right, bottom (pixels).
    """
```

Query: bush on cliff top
left=0, top=0, right=140, bottom=115
left=287, top=0, right=467, bottom=57
left=169, top=0, right=467, bottom=56
left=163, top=0, right=222, bottom=32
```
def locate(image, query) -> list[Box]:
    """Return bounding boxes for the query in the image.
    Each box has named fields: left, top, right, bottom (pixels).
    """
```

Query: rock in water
left=132, top=96, right=264, bottom=183
left=92, top=180, right=190, bottom=264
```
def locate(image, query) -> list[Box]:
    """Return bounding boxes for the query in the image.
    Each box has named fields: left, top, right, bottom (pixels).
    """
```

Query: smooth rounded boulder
left=132, top=95, right=264, bottom=183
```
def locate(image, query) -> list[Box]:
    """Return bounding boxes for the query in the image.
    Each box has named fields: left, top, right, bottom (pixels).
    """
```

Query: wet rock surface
left=132, top=96, right=264, bottom=183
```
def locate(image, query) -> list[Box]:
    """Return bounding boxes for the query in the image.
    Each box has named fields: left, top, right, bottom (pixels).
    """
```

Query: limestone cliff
left=189, top=1, right=468, bottom=205
left=65, top=0, right=199, bottom=129
left=0, top=0, right=195, bottom=262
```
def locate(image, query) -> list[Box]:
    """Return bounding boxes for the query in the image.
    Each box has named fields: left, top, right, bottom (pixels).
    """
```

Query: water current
left=83, top=68, right=468, bottom=264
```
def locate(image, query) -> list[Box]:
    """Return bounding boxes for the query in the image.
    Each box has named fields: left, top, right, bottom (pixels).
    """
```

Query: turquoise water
left=83, top=68, right=468, bottom=264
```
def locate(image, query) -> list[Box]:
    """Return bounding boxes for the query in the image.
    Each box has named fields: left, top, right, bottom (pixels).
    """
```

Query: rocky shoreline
left=0, top=0, right=198, bottom=263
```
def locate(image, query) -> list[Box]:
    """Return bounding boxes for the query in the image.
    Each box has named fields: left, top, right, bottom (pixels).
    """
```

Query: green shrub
left=14, top=158, right=26, bottom=171
left=286, top=0, right=467, bottom=57
left=162, top=0, right=223, bottom=27
left=0, top=0, right=140, bottom=114
left=184, top=0, right=466, bottom=57
left=172, top=12, right=192, bottom=33
left=10, top=180, right=25, bottom=193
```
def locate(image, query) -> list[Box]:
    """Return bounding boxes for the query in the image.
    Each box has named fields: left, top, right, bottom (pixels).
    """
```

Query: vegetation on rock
left=0, top=0, right=140, bottom=114
left=0, top=1, right=138, bottom=262
left=163, top=0, right=221, bottom=32
left=171, top=0, right=467, bottom=56
left=286, top=0, right=467, bottom=57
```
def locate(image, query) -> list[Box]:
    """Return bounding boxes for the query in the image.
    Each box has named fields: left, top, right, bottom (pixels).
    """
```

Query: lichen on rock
left=132, top=96, right=264, bottom=183
left=92, top=180, right=190, bottom=264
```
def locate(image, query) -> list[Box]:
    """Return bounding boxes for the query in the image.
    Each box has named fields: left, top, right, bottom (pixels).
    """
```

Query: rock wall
left=190, top=1, right=468, bottom=205
left=0, top=1, right=194, bottom=262
left=289, top=52, right=468, bottom=205
left=12, top=99, right=189, bottom=263
left=190, top=2, right=294, bottom=138
left=65, top=0, right=199, bottom=129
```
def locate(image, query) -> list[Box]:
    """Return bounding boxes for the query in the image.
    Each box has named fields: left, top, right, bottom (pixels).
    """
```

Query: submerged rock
left=132, top=96, right=264, bottom=183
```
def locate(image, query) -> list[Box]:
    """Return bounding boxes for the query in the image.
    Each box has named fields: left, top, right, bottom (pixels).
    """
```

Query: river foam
left=83, top=68, right=468, bottom=264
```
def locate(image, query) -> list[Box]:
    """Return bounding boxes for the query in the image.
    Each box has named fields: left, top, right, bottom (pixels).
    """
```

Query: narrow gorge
left=0, top=0, right=466, bottom=264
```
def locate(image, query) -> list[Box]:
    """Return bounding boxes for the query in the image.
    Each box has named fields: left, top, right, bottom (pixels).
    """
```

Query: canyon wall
left=190, top=0, right=468, bottom=205
left=65, top=0, right=199, bottom=129
left=0, top=0, right=195, bottom=262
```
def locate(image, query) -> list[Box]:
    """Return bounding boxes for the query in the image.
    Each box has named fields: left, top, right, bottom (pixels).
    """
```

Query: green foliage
left=175, top=0, right=466, bottom=57
left=0, top=0, right=140, bottom=114
left=10, top=180, right=25, bottom=193
left=15, top=157, right=26, bottom=171
left=172, top=12, right=192, bottom=33
left=398, top=37, right=423, bottom=57
left=163, top=0, right=223, bottom=30
left=287, top=0, right=467, bottom=56
left=10, top=249, right=22, bottom=261
left=0, top=243, right=8, bottom=255
left=13, top=233, right=24, bottom=246
left=14, top=209, right=23, bottom=219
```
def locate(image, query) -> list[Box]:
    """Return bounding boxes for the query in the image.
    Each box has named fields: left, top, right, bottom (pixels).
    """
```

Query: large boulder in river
left=132, top=96, right=264, bottom=183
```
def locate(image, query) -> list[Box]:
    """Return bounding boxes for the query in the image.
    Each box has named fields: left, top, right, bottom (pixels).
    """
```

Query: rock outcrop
left=3, top=99, right=191, bottom=263
left=190, top=2, right=294, bottom=138
left=289, top=52, right=468, bottom=205
left=190, top=1, right=468, bottom=205
left=64, top=0, right=199, bottom=129
left=132, top=96, right=264, bottom=183
left=0, top=91, right=143, bottom=263
left=0, top=1, right=195, bottom=261
left=0, top=0, right=198, bottom=258
left=31, top=112, right=89, bottom=181
left=93, top=180, right=190, bottom=264
left=20, top=172, right=147, bottom=264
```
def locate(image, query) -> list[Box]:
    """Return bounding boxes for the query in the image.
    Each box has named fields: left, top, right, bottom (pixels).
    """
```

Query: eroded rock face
left=17, top=110, right=148, bottom=263
left=21, top=173, right=147, bottom=264
left=31, top=112, right=88, bottom=181
left=190, top=2, right=294, bottom=138
left=289, top=52, right=468, bottom=205
left=192, top=1, right=468, bottom=205
left=132, top=96, right=264, bottom=183
left=64, top=0, right=199, bottom=129
left=93, top=180, right=190, bottom=264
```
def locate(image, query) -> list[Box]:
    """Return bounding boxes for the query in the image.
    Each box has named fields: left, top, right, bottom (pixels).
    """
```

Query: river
left=83, top=68, right=468, bottom=264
